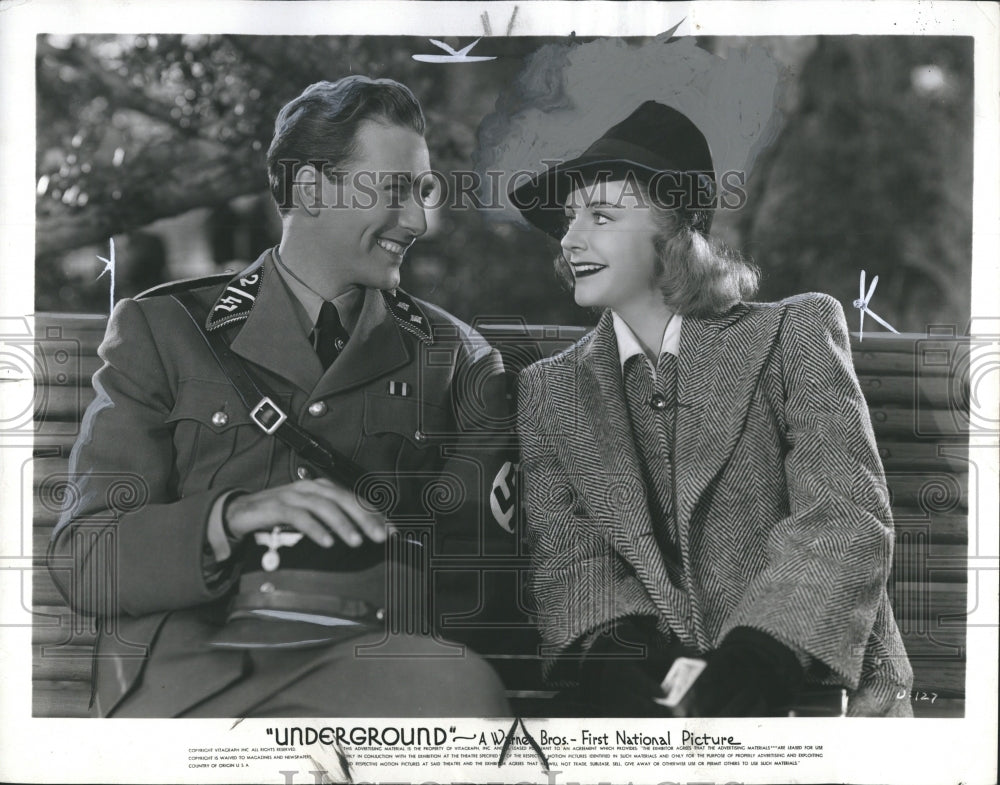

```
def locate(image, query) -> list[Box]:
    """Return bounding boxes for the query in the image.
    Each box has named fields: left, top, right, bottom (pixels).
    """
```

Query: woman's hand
left=681, top=627, right=804, bottom=717
left=580, top=617, right=683, bottom=717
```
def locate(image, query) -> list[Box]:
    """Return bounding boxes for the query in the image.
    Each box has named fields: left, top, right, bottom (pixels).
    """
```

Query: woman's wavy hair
left=553, top=177, right=759, bottom=318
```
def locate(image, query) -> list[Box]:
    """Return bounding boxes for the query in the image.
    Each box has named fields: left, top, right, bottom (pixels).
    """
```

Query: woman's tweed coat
left=516, top=292, right=913, bottom=716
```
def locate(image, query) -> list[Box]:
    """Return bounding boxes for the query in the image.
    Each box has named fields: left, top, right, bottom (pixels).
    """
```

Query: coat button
left=375, top=608, right=385, bottom=621
left=296, top=466, right=313, bottom=480
left=307, top=401, right=327, bottom=417
left=649, top=393, right=667, bottom=410
left=260, top=582, right=275, bottom=593
left=414, top=429, right=426, bottom=442
left=335, top=338, right=346, bottom=350
left=211, top=411, right=229, bottom=427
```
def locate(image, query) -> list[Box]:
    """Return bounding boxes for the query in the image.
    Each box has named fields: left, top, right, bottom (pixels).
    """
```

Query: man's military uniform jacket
left=49, top=250, right=515, bottom=717
left=517, top=293, right=913, bottom=717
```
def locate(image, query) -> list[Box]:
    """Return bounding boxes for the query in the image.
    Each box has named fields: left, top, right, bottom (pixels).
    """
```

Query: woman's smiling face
left=559, top=178, right=663, bottom=313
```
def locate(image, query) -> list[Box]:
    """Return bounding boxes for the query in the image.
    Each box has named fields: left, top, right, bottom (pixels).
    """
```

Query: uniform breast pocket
left=359, top=392, right=453, bottom=472
left=358, top=392, right=459, bottom=520
left=165, top=378, right=272, bottom=496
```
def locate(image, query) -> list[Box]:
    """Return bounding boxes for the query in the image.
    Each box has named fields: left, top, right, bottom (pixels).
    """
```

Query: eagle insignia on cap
left=206, top=257, right=266, bottom=331
left=382, top=289, right=433, bottom=344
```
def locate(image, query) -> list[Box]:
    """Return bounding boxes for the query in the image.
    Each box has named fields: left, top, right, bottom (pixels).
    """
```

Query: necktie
left=313, top=301, right=349, bottom=370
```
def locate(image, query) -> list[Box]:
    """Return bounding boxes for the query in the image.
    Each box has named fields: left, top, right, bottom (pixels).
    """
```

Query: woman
left=510, top=101, right=912, bottom=717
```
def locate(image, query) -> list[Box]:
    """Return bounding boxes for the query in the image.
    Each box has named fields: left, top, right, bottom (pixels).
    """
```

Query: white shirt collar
left=611, top=311, right=682, bottom=375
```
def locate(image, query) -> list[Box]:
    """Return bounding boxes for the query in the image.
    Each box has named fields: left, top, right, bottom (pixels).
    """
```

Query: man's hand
left=224, top=478, right=387, bottom=548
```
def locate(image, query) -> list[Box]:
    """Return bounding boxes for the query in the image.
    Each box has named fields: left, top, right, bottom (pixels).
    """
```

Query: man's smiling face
left=295, top=119, right=431, bottom=296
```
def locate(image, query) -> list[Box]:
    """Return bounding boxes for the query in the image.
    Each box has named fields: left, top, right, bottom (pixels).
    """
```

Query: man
left=48, top=76, right=516, bottom=717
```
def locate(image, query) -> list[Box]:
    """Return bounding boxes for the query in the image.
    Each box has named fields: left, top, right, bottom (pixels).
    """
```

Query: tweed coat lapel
left=572, top=312, right=694, bottom=642
left=575, top=312, right=650, bottom=544
left=229, top=256, right=323, bottom=393
left=674, top=304, right=779, bottom=541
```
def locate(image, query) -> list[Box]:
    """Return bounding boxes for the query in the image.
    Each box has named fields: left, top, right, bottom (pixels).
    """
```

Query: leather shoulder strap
left=171, top=290, right=365, bottom=486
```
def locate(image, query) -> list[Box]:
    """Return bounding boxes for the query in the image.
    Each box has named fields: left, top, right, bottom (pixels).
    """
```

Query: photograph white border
left=2, top=2, right=997, bottom=783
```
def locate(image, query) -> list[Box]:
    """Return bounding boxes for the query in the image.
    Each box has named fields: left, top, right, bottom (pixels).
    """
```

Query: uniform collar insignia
left=381, top=288, right=433, bottom=345
left=206, top=257, right=266, bottom=331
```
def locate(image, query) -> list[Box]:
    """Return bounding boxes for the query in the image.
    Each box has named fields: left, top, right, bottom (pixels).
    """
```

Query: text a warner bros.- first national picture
left=2, top=2, right=999, bottom=785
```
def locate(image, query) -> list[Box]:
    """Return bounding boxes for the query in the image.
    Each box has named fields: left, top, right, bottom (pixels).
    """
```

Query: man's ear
left=292, top=164, right=323, bottom=217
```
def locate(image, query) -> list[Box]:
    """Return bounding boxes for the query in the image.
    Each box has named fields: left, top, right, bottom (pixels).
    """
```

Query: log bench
left=29, top=313, right=970, bottom=718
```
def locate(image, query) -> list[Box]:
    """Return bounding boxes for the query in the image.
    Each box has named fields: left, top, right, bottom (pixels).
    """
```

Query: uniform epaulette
left=381, top=288, right=433, bottom=345
left=136, top=273, right=232, bottom=300
left=204, top=256, right=267, bottom=331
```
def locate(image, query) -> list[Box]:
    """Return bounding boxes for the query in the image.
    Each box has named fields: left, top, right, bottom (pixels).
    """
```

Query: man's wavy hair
left=266, top=76, right=425, bottom=210
left=553, top=177, right=759, bottom=318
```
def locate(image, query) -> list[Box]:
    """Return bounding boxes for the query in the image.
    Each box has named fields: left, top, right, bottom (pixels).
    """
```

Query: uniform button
left=211, top=411, right=229, bottom=427
left=375, top=608, right=385, bottom=621
left=260, top=582, right=275, bottom=593
left=649, top=393, right=667, bottom=410
left=335, top=338, right=346, bottom=350
left=307, top=401, right=327, bottom=417
left=296, top=466, right=313, bottom=480
left=414, top=429, right=426, bottom=442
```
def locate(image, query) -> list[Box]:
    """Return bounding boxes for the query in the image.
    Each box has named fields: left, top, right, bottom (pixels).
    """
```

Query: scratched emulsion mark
left=481, top=5, right=519, bottom=37
left=412, top=38, right=497, bottom=64
left=411, top=5, right=518, bottom=63
left=308, top=747, right=353, bottom=784
left=95, top=237, right=116, bottom=314
left=496, top=717, right=549, bottom=772
left=854, top=269, right=900, bottom=341
left=474, top=30, right=786, bottom=222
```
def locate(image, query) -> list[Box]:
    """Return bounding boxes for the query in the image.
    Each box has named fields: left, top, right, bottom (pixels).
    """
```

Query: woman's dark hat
left=509, top=101, right=716, bottom=237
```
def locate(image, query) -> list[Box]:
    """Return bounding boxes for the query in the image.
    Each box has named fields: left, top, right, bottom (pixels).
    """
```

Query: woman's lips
left=571, top=262, right=608, bottom=279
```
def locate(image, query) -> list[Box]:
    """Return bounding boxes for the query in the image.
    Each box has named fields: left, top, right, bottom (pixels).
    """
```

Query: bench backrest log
left=30, top=313, right=970, bottom=718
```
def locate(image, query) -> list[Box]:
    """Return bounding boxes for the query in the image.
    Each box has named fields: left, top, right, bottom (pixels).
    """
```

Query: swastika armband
left=490, top=460, right=517, bottom=533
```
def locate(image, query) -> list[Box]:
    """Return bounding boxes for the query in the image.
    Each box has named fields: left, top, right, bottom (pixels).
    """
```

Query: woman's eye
left=593, top=213, right=610, bottom=225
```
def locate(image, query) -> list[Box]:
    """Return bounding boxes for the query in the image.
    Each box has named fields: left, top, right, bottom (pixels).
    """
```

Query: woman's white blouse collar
left=611, top=310, right=682, bottom=377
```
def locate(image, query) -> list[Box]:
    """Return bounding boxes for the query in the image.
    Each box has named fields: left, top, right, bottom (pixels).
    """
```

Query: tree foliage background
left=35, top=34, right=972, bottom=332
